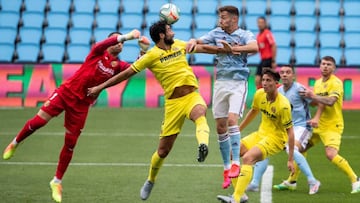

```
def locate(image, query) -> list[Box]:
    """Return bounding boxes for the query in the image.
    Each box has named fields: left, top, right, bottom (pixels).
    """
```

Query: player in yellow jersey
left=87, top=20, right=234, bottom=200
left=296, top=56, right=360, bottom=194
left=217, top=68, right=295, bottom=203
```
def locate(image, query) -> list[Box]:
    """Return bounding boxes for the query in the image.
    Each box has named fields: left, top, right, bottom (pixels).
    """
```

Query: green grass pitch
left=0, top=108, right=359, bottom=202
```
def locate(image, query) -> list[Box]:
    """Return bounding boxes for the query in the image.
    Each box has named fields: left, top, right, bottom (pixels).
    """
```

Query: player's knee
left=157, top=149, right=170, bottom=158
left=65, top=129, right=81, bottom=150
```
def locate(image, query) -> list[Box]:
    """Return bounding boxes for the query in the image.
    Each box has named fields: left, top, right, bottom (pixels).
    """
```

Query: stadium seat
left=294, top=0, right=316, bottom=16
left=319, top=0, right=341, bottom=16
left=319, top=48, right=342, bottom=65
left=16, top=43, right=40, bottom=62
left=319, top=32, right=341, bottom=48
left=173, top=29, right=192, bottom=40
left=119, top=44, right=140, bottom=63
left=294, top=31, right=316, bottom=48
left=94, top=28, right=113, bottom=41
left=0, top=12, right=20, bottom=29
left=1, top=0, right=22, bottom=13
left=221, top=0, right=243, bottom=8
left=122, top=0, right=145, bottom=14
left=73, top=0, right=96, bottom=14
left=247, top=53, right=260, bottom=65
left=96, top=13, right=119, bottom=29
left=144, top=13, right=161, bottom=29
left=343, top=16, right=360, bottom=33
left=270, top=0, right=292, bottom=16
left=46, top=12, right=69, bottom=29
left=343, top=0, right=360, bottom=17
left=294, top=47, right=317, bottom=65
left=146, top=0, right=170, bottom=14
left=172, top=0, right=194, bottom=15
left=246, top=0, right=267, bottom=16
left=69, top=28, right=92, bottom=45
left=0, top=44, right=14, bottom=62
left=294, top=16, right=317, bottom=32
left=44, top=28, right=67, bottom=45
left=19, top=27, right=43, bottom=44
left=319, top=16, right=341, bottom=32
left=269, top=15, right=291, bottom=32
left=41, top=43, right=65, bottom=63
left=0, top=27, right=17, bottom=44
left=195, top=13, right=218, bottom=30
left=244, top=15, right=259, bottom=32
left=23, top=0, right=47, bottom=13
left=71, top=13, right=95, bottom=29
left=194, top=53, right=214, bottom=65
left=120, top=13, right=144, bottom=30
left=344, top=48, right=359, bottom=66
left=273, top=31, right=291, bottom=47
left=48, top=0, right=71, bottom=13
left=97, top=0, right=120, bottom=14
left=276, top=47, right=292, bottom=65
left=67, top=44, right=90, bottom=62
left=193, top=29, right=209, bottom=39
left=196, top=0, right=219, bottom=14
left=21, top=11, right=45, bottom=29
left=343, top=33, right=360, bottom=49
left=171, top=13, right=193, bottom=30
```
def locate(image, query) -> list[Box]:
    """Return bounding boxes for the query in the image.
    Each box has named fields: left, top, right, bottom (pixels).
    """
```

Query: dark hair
left=258, top=16, right=266, bottom=22
left=218, top=5, right=239, bottom=17
left=262, top=68, right=280, bottom=82
left=107, top=31, right=122, bottom=38
left=321, top=56, right=336, bottom=65
left=282, top=65, right=295, bottom=72
left=149, top=20, right=168, bottom=43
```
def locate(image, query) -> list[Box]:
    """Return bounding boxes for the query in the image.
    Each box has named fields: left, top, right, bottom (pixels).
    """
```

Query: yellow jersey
left=131, top=39, right=198, bottom=99
left=314, top=74, right=344, bottom=131
left=252, top=89, right=293, bottom=141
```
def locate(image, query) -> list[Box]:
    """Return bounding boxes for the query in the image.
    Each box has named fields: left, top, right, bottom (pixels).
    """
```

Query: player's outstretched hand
left=118, top=29, right=141, bottom=42
left=186, top=39, right=197, bottom=53
left=87, top=86, right=102, bottom=98
left=138, top=36, right=150, bottom=53
left=219, top=40, right=242, bottom=55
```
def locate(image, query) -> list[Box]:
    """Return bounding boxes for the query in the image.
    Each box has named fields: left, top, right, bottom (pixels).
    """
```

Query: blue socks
left=250, top=158, right=269, bottom=187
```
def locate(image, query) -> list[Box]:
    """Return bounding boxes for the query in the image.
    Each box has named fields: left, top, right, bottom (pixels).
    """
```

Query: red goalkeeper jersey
left=59, top=36, right=131, bottom=104
left=257, top=28, right=276, bottom=60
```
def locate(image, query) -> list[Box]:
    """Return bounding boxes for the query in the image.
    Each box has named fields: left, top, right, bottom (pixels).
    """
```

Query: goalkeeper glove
left=138, top=36, right=150, bottom=53
left=117, top=29, right=141, bottom=42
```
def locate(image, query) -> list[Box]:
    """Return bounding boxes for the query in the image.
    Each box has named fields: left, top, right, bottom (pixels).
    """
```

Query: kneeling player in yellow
left=217, top=68, right=295, bottom=203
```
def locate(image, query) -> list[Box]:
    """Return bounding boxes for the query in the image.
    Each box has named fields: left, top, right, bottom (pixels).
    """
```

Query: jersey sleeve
left=281, top=101, right=293, bottom=129
left=91, top=36, right=119, bottom=55
left=329, top=78, right=343, bottom=99
left=131, top=51, right=153, bottom=73
left=266, top=31, right=276, bottom=46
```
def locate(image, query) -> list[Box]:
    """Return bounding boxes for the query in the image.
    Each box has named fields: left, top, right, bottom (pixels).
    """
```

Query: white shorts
left=212, top=80, right=248, bottom=119
left=286, top=126, right=311, bottom=150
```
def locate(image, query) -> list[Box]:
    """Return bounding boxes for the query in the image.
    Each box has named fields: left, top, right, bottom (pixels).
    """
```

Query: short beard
left=164, top=38, right=174, bottom=45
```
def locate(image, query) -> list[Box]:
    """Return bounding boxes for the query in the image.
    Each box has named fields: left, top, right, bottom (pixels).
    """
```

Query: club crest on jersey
left=111, top=61, right=118, bottom=68
left=271, top=107, right=276, bottom=114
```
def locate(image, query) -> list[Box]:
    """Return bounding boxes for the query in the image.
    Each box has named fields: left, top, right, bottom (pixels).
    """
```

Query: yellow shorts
left=310, top=127, right=343, bottom=150
left=160, top=91, right=207, bottom=137
left=241, top=131, right=286, bottom=159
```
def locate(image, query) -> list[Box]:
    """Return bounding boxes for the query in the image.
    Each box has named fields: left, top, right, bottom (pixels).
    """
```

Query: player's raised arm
left=87, top=68, right=137, bottom=97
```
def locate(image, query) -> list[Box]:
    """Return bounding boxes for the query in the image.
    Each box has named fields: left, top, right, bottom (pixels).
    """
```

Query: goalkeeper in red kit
left=2, top=29, right=150, bottom=203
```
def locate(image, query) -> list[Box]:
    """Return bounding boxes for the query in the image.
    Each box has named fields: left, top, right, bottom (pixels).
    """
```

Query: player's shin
left=233, top=165, right=253, bottom=202
left=195, top=116, right=209, bottom=146
left=148, top=151, right=165, bottom=183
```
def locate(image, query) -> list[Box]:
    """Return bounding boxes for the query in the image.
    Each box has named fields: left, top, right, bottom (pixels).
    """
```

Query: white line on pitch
left=261, top=165, right=274, bottom=203
left=0, top=161, right=223, bottom=168
left=1, top=131, right=359, bottom=139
